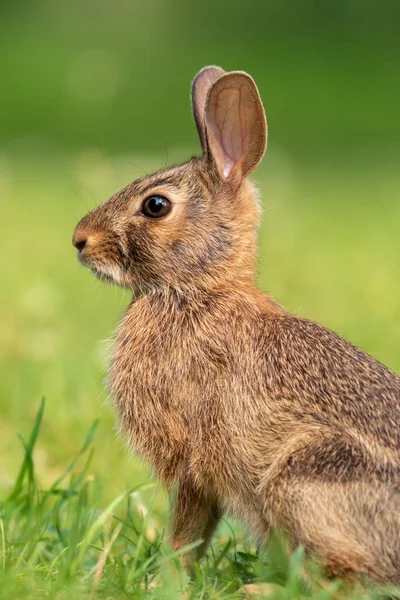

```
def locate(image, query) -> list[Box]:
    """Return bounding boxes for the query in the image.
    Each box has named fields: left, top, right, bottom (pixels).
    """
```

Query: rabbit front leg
left=168, top=478, right=222, bottom=574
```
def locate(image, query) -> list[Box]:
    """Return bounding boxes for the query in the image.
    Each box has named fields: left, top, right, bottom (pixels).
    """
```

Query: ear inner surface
left=205, top=72, right=267, bottom=180
left=191, top=66, right=226, bottom=152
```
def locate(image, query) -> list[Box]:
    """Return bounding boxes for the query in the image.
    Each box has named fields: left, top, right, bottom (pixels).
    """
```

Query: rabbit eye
left=142, top=195, right=171, bottom=219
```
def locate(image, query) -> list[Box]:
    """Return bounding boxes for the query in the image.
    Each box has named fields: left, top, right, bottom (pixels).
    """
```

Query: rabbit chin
left=89, top=262, right=125, bottom=286
left=89, top=262, right=149, bottom=295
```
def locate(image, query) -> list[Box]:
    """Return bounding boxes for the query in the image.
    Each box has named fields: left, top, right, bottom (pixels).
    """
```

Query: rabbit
left=72, top=65, right=400, bottom=585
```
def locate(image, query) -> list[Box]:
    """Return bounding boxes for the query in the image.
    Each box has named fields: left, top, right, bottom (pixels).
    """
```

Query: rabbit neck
left=109, top=282, right=284, bottom=482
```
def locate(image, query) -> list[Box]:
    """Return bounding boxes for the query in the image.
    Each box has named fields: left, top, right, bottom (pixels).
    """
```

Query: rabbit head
left=72, top=66, right=267, bottom=293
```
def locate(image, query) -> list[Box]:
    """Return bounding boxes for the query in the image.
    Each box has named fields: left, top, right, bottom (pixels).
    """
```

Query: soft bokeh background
left=1, top=0, right=399, bottom=511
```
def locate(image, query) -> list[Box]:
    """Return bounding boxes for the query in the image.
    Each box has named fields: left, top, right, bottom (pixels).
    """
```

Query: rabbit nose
left=73, top=231, right=88, bottom=253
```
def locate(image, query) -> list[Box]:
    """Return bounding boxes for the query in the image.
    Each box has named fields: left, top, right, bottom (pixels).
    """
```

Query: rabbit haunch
left=73, top=66, right=400, bottom=584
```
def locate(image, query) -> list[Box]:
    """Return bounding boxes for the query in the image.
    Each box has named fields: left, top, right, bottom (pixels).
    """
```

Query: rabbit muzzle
left=72, top=223, right=126, bottom=285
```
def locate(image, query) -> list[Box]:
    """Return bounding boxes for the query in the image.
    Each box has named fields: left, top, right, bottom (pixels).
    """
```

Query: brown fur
left=72, top=66, right=400, bottom=585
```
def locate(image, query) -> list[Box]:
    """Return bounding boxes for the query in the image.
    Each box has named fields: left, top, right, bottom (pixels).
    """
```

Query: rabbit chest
left=109, top=294, right=239, bottom=484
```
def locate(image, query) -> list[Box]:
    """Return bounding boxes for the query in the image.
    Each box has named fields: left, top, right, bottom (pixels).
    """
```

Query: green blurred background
left=1, top=0, right=399, bottom=508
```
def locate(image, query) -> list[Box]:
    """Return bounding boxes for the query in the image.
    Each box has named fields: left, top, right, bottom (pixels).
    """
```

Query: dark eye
left=142, top=195, right=171, bottom=219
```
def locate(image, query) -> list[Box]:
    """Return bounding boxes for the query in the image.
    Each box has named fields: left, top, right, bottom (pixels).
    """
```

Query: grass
left=2, top=402, right=400, bottom=599
left=1, top=145, right=400, bottom=598
left=2, top=400, right=399, bottom=600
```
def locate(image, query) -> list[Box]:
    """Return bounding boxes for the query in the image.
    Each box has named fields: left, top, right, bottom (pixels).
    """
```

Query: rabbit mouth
left=78, top=252, right=154, bottom=295
left=78, top=254, right=124, bottom=286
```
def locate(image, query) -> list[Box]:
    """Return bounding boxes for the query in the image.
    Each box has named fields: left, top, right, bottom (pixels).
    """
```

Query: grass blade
left=70, top=482, right=154, bottom=578
left=48, top=420, right=99, bottom=493
left=6, top=398, right=45, bottom=502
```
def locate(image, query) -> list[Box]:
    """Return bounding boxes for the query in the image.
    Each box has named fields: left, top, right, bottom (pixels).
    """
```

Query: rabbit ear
left=205, top=71, right=267, bottom=181
left=191, top=66, right=226, bottom=152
